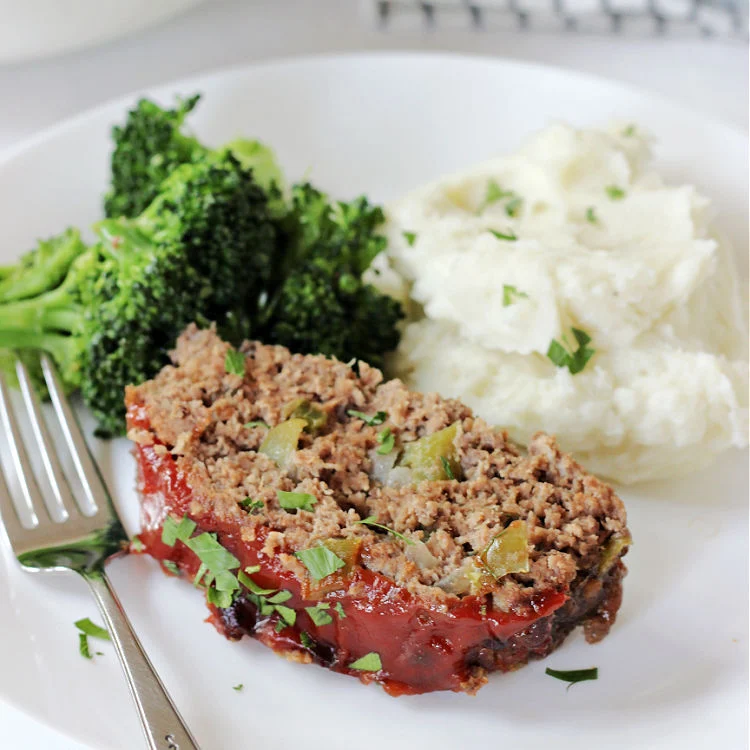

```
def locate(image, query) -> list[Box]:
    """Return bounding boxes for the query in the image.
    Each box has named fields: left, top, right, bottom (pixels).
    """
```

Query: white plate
left=0, top=53, right=746, bottom=750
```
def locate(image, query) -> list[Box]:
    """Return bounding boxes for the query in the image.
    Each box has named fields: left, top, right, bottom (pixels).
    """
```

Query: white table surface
left=0, top=0, right=746, bottom=747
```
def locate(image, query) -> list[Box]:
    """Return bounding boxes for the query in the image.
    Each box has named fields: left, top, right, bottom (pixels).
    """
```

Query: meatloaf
left=126, top=324, right=630, bottom=696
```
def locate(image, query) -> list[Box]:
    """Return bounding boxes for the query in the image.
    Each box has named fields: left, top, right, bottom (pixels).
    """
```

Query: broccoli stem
left=0, top=330, right=77, bottom=365
left=0, top=285, right=80, bottom=333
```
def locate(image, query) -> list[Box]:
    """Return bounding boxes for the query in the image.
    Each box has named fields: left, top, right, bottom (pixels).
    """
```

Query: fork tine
left=0, top=458, right=38, bottom=551
left=16, top=357, right=78, bottom=522
left=40, top=355, right=111, bottom=514
left=0, top=371, right=44, bottom=527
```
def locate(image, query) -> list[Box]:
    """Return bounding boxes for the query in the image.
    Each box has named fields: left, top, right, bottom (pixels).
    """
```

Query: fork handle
left=83, top=570, right=201, bottom=750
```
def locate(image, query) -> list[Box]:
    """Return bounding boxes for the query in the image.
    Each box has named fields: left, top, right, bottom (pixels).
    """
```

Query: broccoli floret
left=261, top=183, right=403, bottom=368
left=0, top=228, right=86, bottom=303
left=104, top=94, right=284, bottom=220
left=0, top=154, right=276, bottom=435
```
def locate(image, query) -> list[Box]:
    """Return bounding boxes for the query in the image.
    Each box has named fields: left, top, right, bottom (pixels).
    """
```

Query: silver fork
left=0, top=353, right=200, bottom=750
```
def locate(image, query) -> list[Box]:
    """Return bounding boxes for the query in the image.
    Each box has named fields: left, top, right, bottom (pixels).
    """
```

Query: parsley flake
left=376, top=427, right=395, bottom=455
left=245, top=421, right=269, bottom=429
left=79, top=633, right=92, bottom=660
left=277, top=490, right=317, bottom=513
left=75, top=618, right=110, bottom=641
left=185, top=533, right=240, bottom=577
left=130, top=536, right=145, bottom=552
left=161, top=515, right=196, bottom=547
left=489, top=229, right=517, bottom=241
left=305, top=603, right=334, bottom=626
left=440, top=456, right=455, bottom=480
left=233, top=684, right=244, bottom=692
left=224, top=350, right=246, bottom=376
left=237, top=570, right=275, bottom=596
left=334, top=602, right=346, bottom=618
left=547, top=328, right=595, bottom=375
left=162, top=560, right=181, bottom=576
left=356, top=516, right=414, bottom=546
left=274, top=605, right=296, bottom=626
left=295, top=545, right=346, bottom=580
left=622, top=124, right=636, bottom=137
left=545, top=666, right=598, bottom=688
left=502, top=284, right=528, bottom=307
left=605, top=185, right=626, bottom=200
left=239, top=498, right=264, bottom=513
left=505, top=196, right=523, bottom=218
left=347, top=409, right=387, bottom=426
left=585, top=206, right=598, bottom=224
left=402, top=231, right=417, bottom=247
left=349, top=652, right=382, bottom=672
left=267, top=590, right=292, bottom=604
left=300, top=632, right=314, bottom=649
left=193, top=562, right=208, bottom=587
left=206, top=587, right=234, bottom=609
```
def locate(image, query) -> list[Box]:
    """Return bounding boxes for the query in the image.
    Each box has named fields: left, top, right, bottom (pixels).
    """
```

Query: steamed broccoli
left=104, top=94, right=284, bottom=219
left=260, top=184, right=403, bottom=368
left=0, top=153, right=277, bottom=435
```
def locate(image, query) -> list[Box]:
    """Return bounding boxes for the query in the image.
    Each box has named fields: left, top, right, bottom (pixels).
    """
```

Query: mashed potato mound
left=376, top=123, right=748, bottom=484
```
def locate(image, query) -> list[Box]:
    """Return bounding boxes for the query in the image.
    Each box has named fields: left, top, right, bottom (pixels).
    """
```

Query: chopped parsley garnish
left=267, top=590, right=292, bottom=604
left=130, top=536, right=145, bottom=552
left=349, top=652, right=382, bottom=672
left=274, top=605, right=297, bottom=626
left=233, top=684, right=244, bottom=692
left=356, top=516, right=414, bottom=546
left=334, top=602, right=346, bottom=618
left=274, top=620, right=286, bottom=633
left=347, top=409, right=387, bottom=426
left=305, top=603, right=334, bottom=626
left=193, top=563, right=208, bottom=587
left=75, top=618, right=109, bottom=660
left=245, top=421, right=269, bottom=429
left=545, top=666, right=598, bottom=687
left=224, top=349, right=246, bottom=376
left=547, top=328, right=595, bottom=375
left=402, top=231, right=417, bottom=247
left=502, top=284, right=528, bottom=307
left=295, top=545, right=346, bottom=580
left=622, top=124, right=636, bottom=137
left=79, top=633, right=92, bottom=659
left=162, top=560, right=181, bottom=576
left=277, top=490, right=317, bottom=512
left=585, top=206, right=598, bottom=224
left=185, top=533, right=240, bottom=578
left=161, top=514, right=196, bottom=547
left=489, top=229, right=517, bottom=241
left=440, top=456, right=455, bottom=480
left=75, top=618, right=110, bottom=640
left=505, top=197, right=523, bottom=218
left=376, top=427, right=395, bottom=455
left=605, top=185, right=625, bottom=200
left=300, top=632, right=314, bottom=649
left=237, top=569, right=275, bottom=596
left=207, top=587, right=234, bottom=609
left=239, top=498, right=264, bottom=513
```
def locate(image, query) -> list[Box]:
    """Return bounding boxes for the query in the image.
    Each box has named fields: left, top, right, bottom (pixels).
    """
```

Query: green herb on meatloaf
left=245, top=421, right=269, bottom=430
left=162, top=560, right=181, bottom=576
left=356, top=516, right=415, bottom=546
left=295, top=545, right=346, bottom=581
left=305, top=603, right=334, bottom=626
left=440, top=456, right=456, bottom=480
left=347, top=409, right=387, bottom=426
left=161, top=514, right=196, bottom=547
left=224, top=349, right=246, bottom=376
left=239, top=498, right=264, bottom=513
left=349, top=652, right=383, bottom=672
left=277, top=490, right=317, bottom=513
left=545, top=666, right=598, bottom=687
left=547, top=328, right=595, bottom=375
left=0, top=94, right=402, bottom=435
left=376, top=427, right=395, bottom=455
left=334, top=602, right=346, bottom=618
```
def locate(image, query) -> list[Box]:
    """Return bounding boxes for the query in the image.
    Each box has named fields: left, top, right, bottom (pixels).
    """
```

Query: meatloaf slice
left=126, top=324, right=630, bottom=696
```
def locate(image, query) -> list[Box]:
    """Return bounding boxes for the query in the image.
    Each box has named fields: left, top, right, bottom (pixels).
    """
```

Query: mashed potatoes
left=376, top=123, right=748, bottom=484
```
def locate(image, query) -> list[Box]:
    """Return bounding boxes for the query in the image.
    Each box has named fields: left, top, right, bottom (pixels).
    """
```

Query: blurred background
left=0, top=1, right=746, bottom=747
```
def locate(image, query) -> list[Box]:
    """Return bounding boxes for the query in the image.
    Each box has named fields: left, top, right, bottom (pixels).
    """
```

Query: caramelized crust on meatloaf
left=126, top=325, right=630, bottom=695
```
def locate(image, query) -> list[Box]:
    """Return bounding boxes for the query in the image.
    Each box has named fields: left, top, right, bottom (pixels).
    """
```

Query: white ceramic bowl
left=0, top=0, right=204, bottom=64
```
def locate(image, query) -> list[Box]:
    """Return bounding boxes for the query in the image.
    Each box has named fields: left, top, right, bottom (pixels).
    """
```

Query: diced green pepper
left=399, top=423, right=461, bottom=482
left=282, top=398, right=327, bottom=434
left=480, top=520, right=529, bottom=580
left=598, top=532, right=632, bottom=574
left=259, top=418, right=306, bottom=468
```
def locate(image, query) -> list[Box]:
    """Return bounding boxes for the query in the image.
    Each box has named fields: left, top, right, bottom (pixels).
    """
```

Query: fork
left=0, top=353, right=200, bottom=750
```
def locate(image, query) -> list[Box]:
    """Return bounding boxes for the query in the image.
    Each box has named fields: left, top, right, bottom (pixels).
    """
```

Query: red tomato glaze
left=128, top=402, right=567, bottom=695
